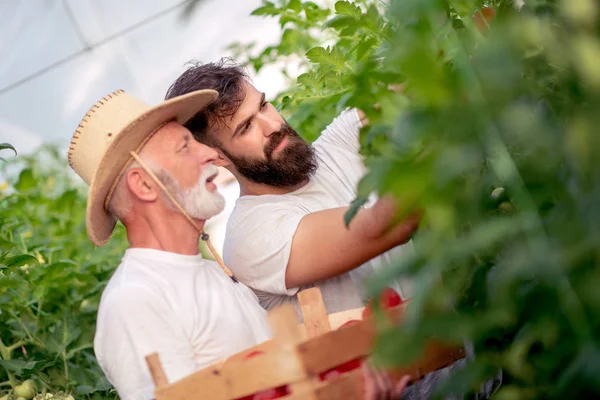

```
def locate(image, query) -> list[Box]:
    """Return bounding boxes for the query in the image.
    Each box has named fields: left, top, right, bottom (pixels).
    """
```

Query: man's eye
left=241, top=122, right=251, bottom=135
left=261, top=101, right=268, bottom=109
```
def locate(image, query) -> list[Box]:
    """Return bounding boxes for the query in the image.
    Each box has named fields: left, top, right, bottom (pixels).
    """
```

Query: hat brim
left=85, top=89, right=218, bottom=246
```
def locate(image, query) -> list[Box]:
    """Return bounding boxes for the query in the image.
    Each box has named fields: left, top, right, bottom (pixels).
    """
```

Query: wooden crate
left=145, top=288, right=465, bottom=400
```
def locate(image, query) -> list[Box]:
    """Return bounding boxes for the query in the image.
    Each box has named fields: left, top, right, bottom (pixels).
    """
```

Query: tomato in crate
left=317, top=319, right=365, bottom=381
left=236, top=351, right=290, bottom=400
left=362, top=287, right=403, bottom=319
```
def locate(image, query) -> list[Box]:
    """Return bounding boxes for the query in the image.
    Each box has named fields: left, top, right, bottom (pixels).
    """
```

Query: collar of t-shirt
left=124, top=247, right=207, bottom=267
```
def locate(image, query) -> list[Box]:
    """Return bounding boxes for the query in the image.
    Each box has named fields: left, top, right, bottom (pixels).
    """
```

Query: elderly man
left=68, top=90, right=409, bottom=400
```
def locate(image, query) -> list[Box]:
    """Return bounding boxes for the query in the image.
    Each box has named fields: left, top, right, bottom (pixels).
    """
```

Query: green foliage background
left=2, top=0, right=600, bottom=399
left=0, top=147, right=123, bottom=399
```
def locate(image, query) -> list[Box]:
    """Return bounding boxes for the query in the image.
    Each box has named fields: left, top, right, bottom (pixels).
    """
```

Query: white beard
left=162, top=165, right=225, bottom=220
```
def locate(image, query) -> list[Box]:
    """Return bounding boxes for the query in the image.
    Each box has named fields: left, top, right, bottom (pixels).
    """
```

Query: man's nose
left=195, top=142, right=219, bottom=164
left=256, top=113, right=281, bottom=138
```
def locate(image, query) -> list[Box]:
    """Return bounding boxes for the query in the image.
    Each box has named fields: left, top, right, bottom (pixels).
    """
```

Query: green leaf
left=351, top=37, right=378, bottom=60
left=324, top=15, right=358, bottom=31
left=14, top=168, right=35, bottom=192
left=288, top=0, right=301, bottom=13
left=344, top=196, right=367, bottom=228
left=251, top=2, right=279, bottom=16
left=363, top=4, right=382, bottom=32
left=0, top=236, right=16, bottom=251
left=297, top=72, right=323, bottom=90
left=4, top=254, right=38, bottom=267
left=305, top=46, right=329, bottom=64
left=334, top=1, right=362, bottom=18
left=0, top=142, right=16, bottom=156
left=0, top=359, right=40, bottom=374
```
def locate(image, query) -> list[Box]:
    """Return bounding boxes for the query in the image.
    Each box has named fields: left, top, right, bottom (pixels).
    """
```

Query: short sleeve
left=223, top=204, right=304, bottom=297
left=314, top=108, right=363, bottom=154
left=94, top=286, right=196, bottom=400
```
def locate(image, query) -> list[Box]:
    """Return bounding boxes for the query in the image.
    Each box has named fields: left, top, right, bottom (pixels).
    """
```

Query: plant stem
left=0, top=338, right=17, bottom=389
left=63, top=352, right=69, bottom=385
left=6, top=341, right=25, bottom=354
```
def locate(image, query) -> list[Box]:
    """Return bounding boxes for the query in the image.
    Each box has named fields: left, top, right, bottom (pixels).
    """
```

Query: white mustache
left=200, top=164, right=219, bottom=184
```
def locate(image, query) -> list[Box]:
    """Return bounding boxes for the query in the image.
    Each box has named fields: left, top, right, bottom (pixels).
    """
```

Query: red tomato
left=338, top=319, right=360, bottom=329
left=473, top=6, right=496, bottom=34
left=319, top=369, right=341, bottom=381
left=380, top=287, right=402, bottom=308
left=238, top=351, right=288, bottom=400
left=318, top=358, right=363, bottom=381
left=251, top=389, right=280, bottom=400
left=244, top=350, right=265, bottom=359
left=362, top=287, right=403, bottom=319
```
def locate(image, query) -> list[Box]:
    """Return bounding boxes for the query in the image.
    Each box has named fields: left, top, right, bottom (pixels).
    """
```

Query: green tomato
left=0, top=394, right=9, bottom=400
left=498, top=201, right=516, bottom=215
left=17, top=397, right=28, bottom=400
left=490, top=187, right=506, bottom=201
left=14, top=380, right=37, bottom=400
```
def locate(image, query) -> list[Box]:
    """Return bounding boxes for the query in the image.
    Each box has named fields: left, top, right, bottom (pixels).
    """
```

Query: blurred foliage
left=220, top=0, right=600, bottom=398
left=0, top=146, right=124, bottom=399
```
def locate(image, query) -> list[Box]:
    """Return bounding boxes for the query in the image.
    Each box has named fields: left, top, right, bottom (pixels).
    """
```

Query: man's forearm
left=350, top=195, right=420, bottom=240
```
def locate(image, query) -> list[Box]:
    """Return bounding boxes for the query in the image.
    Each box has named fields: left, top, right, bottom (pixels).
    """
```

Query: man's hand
left=361, top=362, right=411, bottom=400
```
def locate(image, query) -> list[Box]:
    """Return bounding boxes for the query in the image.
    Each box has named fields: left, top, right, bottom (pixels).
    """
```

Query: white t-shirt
left=223, top=109, right=415, bottom=314
left=94, top=248, right=272, bottom=400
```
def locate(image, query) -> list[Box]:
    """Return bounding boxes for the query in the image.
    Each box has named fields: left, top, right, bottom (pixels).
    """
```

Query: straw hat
left=68, top=88, right=218, bottom=246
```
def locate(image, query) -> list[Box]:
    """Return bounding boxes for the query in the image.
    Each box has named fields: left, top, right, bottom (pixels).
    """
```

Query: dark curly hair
left=165, top=58, right=249, bottom=147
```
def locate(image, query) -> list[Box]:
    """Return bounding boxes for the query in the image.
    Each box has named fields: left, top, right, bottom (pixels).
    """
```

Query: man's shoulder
left=100, top=279, right=157, bottom=310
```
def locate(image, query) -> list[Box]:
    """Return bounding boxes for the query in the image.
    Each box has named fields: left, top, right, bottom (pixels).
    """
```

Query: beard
left=157, top=164, right=225, bottom=220
left=221, top=123, right=318, bottom=188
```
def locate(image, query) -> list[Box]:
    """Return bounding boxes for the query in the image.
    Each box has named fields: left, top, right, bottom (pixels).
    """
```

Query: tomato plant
left=0, top=146, right=122, bottom=399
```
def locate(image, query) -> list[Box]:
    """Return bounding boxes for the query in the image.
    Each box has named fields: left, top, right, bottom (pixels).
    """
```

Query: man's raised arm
left=285, top=196, right=421, bottom=288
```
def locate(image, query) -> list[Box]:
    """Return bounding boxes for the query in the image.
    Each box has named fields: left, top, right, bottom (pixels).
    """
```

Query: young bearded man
left=165, top=59, right=420, bottom=315
left=164, top=59, right=502, bottom=400
left=68, top=89, right=409, bottom=400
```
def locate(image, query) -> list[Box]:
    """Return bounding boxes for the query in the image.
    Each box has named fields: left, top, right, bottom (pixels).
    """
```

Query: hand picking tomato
left=473, top=6, right=496, bottom=34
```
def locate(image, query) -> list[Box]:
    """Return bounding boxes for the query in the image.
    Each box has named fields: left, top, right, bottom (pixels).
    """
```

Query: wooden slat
left=297, top=316, right=376, bottom=375
left=221, top=337, right=281, bottom=365
left=268, top=304, right=317, bottom=399
left=268, top=304, right=305, bottom=346
left=145, top=353, right=168, bottom=387
left=314, top=369, right=363, bottom=400
left=298, top=288, right=331, bottom=337
left=155, top=346, right=307, bottom=400
left=385, top=342, right=467, bottom=382
left=222, top=307, right=365, bottom=367
left=328, top=307, right=363, bottom=330
left=296, top=304, right=465, bottom=382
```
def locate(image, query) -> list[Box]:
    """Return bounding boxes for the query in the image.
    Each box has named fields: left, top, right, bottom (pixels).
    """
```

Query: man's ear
left=125, top=168, right=159, bottom=203
left=214, top=148, right=231, bottom=168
